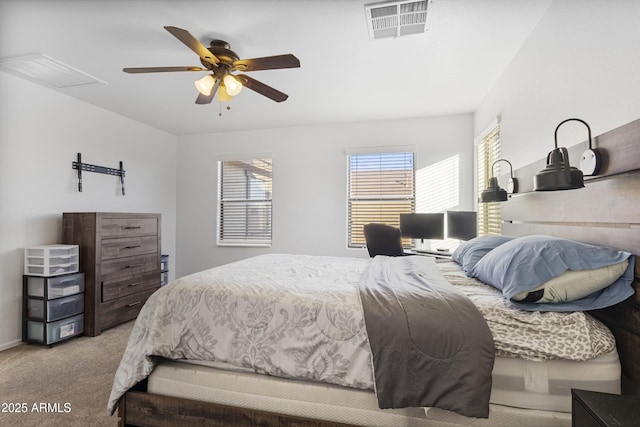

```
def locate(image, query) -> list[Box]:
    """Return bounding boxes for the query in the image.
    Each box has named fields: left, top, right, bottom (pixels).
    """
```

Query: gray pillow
left=469, top=235, right=634, bottom=312
left=452, top=235, right=514, bottom=275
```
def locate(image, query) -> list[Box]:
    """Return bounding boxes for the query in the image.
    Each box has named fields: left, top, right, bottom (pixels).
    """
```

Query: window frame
left=216, top=156, right=273, bottom=247
left=346, top=148, right=416, bottom=249
left=475, top=122, right=502, bottom=236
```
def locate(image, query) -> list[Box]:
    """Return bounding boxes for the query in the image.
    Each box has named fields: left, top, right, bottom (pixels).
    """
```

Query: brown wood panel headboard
left=499, top=118, right=640, bottom=394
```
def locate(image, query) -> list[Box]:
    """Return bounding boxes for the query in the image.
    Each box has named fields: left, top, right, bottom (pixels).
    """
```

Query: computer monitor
left=446, top=211, right=477, bottom=241
left=399, top=213, right=445, bottom=248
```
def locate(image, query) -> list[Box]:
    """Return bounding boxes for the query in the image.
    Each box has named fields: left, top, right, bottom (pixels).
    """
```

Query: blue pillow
left=469, top=235, right=635, bottom=312
left=452, top=235, right=514, bottom=275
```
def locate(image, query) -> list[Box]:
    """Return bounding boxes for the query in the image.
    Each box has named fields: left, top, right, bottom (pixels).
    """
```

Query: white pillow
left=511, top=260, right=629, bottom=303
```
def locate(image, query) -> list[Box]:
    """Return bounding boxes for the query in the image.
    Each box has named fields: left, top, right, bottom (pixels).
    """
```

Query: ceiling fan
left=123, top=26, right=300, bottom=105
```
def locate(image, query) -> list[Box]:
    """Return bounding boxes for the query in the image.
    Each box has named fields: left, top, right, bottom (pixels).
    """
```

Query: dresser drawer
left=101, top=236, right=158, bottom=260
left=100, top=288, right=158, bottom=330
left=102, top=272, right=160, bottom=302
left=101, top=253, right=160, bottom=283
left=101, top=253, right=159, bottom=282
left=100, top=217, right=158, bottom=238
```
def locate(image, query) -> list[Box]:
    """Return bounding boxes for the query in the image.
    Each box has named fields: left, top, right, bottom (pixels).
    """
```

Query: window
left=348, top=150, right=415, bottom=248
left=217, top=157, right=272, bottom=246
left=476, top=123, right=502, bottom=235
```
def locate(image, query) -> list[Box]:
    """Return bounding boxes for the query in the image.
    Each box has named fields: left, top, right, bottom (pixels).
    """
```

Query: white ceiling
left=0, top=0, right=552, bottom=136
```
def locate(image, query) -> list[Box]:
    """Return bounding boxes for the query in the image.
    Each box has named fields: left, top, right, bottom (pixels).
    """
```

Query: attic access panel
left=365, top=0, right=430, bottom=39
left=0, top=53, right=106, bottom=88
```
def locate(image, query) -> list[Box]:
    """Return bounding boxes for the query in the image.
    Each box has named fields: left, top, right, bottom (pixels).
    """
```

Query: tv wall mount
left=72, top=152, right=125, bottom=195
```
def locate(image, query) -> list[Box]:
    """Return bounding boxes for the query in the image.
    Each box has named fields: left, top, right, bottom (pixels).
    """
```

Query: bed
left=111, top=118, right=640, bottom=427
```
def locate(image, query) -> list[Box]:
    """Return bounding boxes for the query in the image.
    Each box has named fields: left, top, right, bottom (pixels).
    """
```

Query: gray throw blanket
left=359, top=256, right=495, bottom=418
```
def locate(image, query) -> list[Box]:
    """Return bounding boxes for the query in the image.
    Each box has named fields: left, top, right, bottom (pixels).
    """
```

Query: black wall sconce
left=480, top=159, right=518, bottom=203
left=534, top=118, right=600, bottom=191
left=577, top=120, right=603, bottom=176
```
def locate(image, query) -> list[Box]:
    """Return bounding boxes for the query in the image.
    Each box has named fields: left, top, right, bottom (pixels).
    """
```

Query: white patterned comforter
left=107, top=254, right=615, bottom=414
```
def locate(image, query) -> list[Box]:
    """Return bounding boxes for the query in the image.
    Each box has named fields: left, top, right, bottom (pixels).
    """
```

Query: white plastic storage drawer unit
left=26, top=314, right=84, bottom=345
left=22, top=272, right=85, bottom=346
left=26, top=294, right=84, bottom=322
left=25, top=273, right=85, bottom=298
left=24, top=245, right=79, bottom=277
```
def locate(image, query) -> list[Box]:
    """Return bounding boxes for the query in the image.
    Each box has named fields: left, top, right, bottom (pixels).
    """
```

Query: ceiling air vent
left=0, top=53, right=106, bottom=88
left=365, top=0, right=430, bottom=40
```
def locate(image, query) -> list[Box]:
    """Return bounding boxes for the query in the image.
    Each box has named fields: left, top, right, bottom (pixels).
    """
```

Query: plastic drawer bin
left=27, top=314, right=84, bottom=345
left=24, top=245, right=79, bottom=277
left=27, top=294, right=84, bottom=322
left=25, top=273, right=84, bottom=298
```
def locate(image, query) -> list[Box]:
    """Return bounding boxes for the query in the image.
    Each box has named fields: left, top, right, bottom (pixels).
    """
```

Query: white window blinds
left=476, top=124, right=502, bottom=235
left=348, top=151, right=415, bottom=248
left=218, top=158, right=272, bottom=246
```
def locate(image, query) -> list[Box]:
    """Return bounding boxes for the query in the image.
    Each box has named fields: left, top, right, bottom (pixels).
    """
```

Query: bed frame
left=117, top=118, right=640, bottom=426
left=502, top=118, right=640, bottom=394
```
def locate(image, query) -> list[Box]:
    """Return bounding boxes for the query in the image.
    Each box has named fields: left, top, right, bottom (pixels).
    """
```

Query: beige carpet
left=0, top=320, right=134, bottom=427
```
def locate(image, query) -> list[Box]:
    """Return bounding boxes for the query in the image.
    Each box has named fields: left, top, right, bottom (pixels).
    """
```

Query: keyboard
left=415, top=249, right=452, bottom=256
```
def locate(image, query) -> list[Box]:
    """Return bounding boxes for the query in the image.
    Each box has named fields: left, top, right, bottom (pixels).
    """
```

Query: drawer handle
left=128, top=282, right=144, bottom=287
left=126, top=301, right=142, bottom=307
left=123, top=245, right=141, bottom=249
left=124, top=264, right=143, bottom=269
left=123, top=226, right=142, bottom=230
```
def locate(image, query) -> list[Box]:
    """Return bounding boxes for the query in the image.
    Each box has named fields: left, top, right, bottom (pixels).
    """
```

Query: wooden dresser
left=62, top=212, right=161, bottom=336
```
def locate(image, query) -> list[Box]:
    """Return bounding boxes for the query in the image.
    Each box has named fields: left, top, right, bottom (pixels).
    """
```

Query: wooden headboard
left=499, top=118, right=640, bottom=394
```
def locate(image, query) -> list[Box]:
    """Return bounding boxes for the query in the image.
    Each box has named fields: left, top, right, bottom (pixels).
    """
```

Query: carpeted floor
left=0, top=320, right=134, bottom=427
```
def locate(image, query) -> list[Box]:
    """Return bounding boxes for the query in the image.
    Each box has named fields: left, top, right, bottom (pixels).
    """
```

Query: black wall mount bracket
left=72, top=152, right=126, bottom=195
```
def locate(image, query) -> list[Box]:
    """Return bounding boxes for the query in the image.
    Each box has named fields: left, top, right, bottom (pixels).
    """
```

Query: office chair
left=363, top=223, right=405, bottom=257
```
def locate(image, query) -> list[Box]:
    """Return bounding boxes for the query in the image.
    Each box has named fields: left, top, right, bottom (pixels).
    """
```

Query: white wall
left=0, top=73, right=178, bottom=350
left=176, top=114, right=474, bottom=277
left=475, top=0, right=640, bottom=168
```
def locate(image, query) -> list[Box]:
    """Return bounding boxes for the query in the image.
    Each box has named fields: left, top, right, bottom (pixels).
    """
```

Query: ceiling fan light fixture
left=194, top=74, right=216, bottom=96
left=217, top=81, right=233, bottom=102
left=223, top=74, right=243, bottom=96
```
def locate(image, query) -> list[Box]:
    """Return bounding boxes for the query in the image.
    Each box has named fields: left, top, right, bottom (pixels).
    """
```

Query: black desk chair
left=363, top=223, right=405, bottom=257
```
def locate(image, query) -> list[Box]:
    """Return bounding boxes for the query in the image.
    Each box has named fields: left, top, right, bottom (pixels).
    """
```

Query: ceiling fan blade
left=233, top=54, right=300, bottom=72
left=195, top=80, right=219, bottom=104
left=164, top=26, right=219, bottom=65
left=237, top=74, right=289, bottom=102
left=123, top=66, right=205, bottom=73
